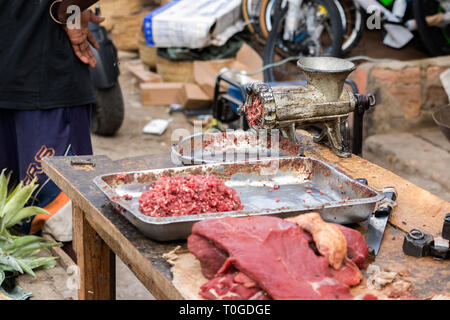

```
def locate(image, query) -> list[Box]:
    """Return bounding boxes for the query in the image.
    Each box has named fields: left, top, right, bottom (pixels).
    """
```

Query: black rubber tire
left=259, top=0, right=277, bottom=39
left=412, top=0, right=450, bottom=56
left=263, top=0, right=343, bottom=82
left=242, top=0, right=267, bottom=42
left=338, top=0, right=364, bottom=55
left=91, top=83, right=125, bottom=136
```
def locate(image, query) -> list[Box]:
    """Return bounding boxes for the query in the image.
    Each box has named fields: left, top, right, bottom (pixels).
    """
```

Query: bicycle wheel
left=263, top=0, right=343, bottom=82
left=261, top=0, right=362, bottom=53
left=259, top=0, right=279, bottom=39
left=242, top=0, right=259, bottom=34
left=413, top=0, right=450, bottom=56
left=337, top=0, right=364, bottom=54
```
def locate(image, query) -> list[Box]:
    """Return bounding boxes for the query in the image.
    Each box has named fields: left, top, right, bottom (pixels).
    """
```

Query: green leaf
left=4, top=206, right=49, bottom=230
left=21, top=257, right=58, bottom=270
left=1, top=183, right=37, bottom=219
left=10, top=241, right=59, bottom=258
left=5, top=182, right=22, bottom=205
left=3, top=235, right=44, bottom=252
left=0, top=255, right=23, bottom=273
left=0, top=270, right=5, bottom=287
left=0, top=169, right=8, bottom=214
left=15, top=259, right=35, bottom=278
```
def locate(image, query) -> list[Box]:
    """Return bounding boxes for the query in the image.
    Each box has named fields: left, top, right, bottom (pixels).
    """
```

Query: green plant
left=0, top=169, right=60, bottom=286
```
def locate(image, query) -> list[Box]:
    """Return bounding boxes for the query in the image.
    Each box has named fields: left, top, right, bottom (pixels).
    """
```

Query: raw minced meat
left=138, top=175, right=244, bottom=217
left=244, top=96, right=263, bottom=128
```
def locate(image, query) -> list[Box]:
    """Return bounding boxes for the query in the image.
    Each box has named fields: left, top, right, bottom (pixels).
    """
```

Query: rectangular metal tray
left=94, top=157, right=384, bottom=241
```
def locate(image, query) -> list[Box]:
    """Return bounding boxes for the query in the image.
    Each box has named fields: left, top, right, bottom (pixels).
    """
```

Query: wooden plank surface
left=42, top=154, right=184, bottom=300
left=73, top=205, right=116, bottom=300
left=297, top=132, right=450, bottom=237
left=41, top=133, right=450, bottom=300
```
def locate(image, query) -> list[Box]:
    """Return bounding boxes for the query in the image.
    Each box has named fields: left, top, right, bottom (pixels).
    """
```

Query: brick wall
left=349, top=56, right=450, bottom=138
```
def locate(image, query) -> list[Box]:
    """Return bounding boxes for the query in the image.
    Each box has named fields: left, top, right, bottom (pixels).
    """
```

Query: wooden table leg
left=73, top=205, right=116, bottom=300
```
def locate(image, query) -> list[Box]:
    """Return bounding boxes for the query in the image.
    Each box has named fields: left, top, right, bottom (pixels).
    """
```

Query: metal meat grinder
left=238, top=57, right=376, bottom=158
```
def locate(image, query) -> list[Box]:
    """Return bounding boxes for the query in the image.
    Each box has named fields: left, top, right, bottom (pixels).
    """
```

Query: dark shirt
left=0, top=0, right=95, bottom=110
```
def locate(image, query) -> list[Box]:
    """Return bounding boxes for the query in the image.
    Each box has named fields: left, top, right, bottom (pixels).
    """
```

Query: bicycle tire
left=242, top=0, right=257, bottom=34
left=412, top=0, right=450, bottom=56
left=259, top=0, right=279, bottom=39
left=263, top=0, right=343, bottom=82
left=338, top=0, right=364, bottom=54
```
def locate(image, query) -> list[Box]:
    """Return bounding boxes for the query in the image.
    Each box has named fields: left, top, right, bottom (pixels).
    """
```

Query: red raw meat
left=187, top=234, right=228, bottom=279
left=199, top=263, right=269, bottom=300
left=287, top=213, right=348, bottom=270
left=335, top=224, right=369, bottom=269
left=138, top=175, right=243, bottom=217
left=188, top=216, right=374, bottom=300
left=245, top=96, right=263, bottom=128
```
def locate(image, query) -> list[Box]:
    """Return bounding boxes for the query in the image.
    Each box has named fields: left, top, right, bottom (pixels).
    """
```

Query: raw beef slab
left=188, top=216, right=375, bottom=300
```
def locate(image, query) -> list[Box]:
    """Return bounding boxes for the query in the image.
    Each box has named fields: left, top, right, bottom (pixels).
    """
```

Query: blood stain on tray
left=116, top=173, right=127, bottom=181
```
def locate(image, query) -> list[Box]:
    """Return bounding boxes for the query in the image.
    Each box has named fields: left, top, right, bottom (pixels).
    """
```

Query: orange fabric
left=29, top=192, right=70, bottom=235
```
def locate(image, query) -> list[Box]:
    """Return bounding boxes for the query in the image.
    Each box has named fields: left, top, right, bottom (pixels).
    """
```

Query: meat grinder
left=238, top=57, right=376, bottom=158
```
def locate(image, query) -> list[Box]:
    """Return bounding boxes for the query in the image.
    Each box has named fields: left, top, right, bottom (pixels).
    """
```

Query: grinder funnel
left=297, top=57, right=356, bottom=102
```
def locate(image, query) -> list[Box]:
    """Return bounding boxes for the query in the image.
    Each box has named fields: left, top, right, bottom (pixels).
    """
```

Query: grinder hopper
left=297, top=57, right=356, bottom=102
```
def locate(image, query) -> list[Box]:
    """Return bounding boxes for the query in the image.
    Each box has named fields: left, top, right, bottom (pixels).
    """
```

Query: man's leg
left=0, top=109, right=20, bottom=186
left=13, top=105, right=93, bottom=240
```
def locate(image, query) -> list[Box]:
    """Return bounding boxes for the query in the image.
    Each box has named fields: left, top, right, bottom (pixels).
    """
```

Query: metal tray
left=94, top=157, right=384, bottom=241
left=171, top=130, right=302, bottom=165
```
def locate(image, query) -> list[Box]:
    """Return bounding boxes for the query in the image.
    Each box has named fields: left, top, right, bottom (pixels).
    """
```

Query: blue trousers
left=0, top=106, right=93, bottom=234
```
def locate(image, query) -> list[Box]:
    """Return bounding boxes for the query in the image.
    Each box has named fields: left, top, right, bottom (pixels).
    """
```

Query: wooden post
left=72, top=205, right=116, bottom=300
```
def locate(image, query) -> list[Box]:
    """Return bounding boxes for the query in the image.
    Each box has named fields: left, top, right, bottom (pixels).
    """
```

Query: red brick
left=349, top=63, right=373, bottom=93
left=384, top=84, right=422, bottom=119
left=426, top=66, right=448, bottom=86
left=371, top=67, right=421, bottom=85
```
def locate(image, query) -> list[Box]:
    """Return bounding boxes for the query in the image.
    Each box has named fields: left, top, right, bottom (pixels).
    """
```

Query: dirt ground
left=88, top=31, right=442, bottom=300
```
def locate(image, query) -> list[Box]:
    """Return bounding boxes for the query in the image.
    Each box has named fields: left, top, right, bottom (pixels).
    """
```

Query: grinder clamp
left=238, top=57, right=376, bottom=158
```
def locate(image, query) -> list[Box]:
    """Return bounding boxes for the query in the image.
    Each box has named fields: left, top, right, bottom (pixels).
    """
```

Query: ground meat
left=244, top=96, right=263, bottom=128
left=138, top=175, right=244, bottom=217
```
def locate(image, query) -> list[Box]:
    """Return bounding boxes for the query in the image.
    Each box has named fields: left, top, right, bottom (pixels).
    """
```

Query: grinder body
left=240, top=57, right=374, bottom=158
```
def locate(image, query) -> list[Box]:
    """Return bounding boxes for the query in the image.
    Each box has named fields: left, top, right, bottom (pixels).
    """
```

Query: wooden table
left=41, top=134, right=450, bottom=300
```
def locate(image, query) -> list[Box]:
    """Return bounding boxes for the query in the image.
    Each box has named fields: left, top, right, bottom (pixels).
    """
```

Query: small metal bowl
left=432, top=106, right=450, bottom=143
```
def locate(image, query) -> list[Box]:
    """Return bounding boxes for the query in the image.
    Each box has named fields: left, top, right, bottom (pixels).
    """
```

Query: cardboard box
left=182, top=83, right=212, bottom=110
left=193, top=58, right=235, bottom=98
left=192, top=43, right=263, bottom=99
left=127, top=62, right=163, bottom=83
left=140, top=82, right=185, bottom=106
left=140, top=43, right=263, bottom=107
left=235, top=43, right=264, bottom=81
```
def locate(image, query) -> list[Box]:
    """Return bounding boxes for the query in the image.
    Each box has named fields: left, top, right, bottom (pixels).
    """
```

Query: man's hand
left=63, top=10, right=105, bottom=68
